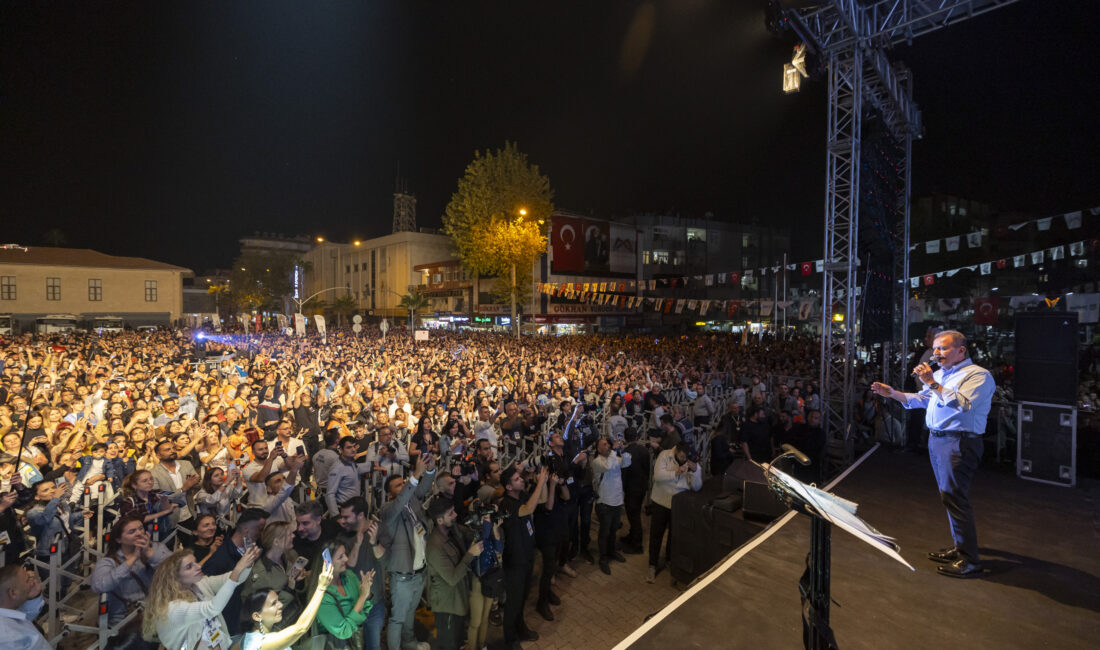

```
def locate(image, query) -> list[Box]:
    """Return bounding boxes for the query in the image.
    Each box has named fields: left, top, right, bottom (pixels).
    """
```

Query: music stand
left=755, top=445, right=913, bottom=650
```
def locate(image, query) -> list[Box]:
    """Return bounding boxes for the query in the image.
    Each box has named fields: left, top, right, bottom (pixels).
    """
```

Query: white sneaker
left=559, top=564, right=578, bottom=578
left=646, top=566, right=656, bottom=583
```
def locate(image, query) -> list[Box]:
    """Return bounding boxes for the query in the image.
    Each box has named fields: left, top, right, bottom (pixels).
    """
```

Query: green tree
left=228, top=251, right=297, bottom=314
left=398, top=289, right=430, bottom=330
left=330, top=295, right=357, bottom=327
left=443, top=141, right=553, bottom=335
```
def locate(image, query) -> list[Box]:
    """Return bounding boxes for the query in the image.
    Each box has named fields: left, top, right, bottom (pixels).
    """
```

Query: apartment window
left=144, top=280, right=158, bottom=302
left=88, top=278, right=103, bottom=301
left=46, top=277, right=61, bottom=301
left=0, top=276, right=14, bottom=300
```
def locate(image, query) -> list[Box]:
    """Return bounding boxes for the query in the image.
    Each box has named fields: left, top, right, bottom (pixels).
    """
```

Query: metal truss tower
left=774, top=0, right=1021, bottom=445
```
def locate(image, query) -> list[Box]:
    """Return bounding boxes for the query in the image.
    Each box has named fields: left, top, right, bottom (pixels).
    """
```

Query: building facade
left=300, top=230, right=456, bottom=319
left=0, top=247, right=190, bottom=331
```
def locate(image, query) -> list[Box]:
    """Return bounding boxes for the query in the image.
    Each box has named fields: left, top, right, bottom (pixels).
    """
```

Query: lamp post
left=510, top=208, right=527, bottom=338
left=292, top=287, right=343, bottom=332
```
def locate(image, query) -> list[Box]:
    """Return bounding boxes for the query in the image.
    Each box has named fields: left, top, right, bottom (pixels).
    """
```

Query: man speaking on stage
left=871, top=330, right=995, bottom=579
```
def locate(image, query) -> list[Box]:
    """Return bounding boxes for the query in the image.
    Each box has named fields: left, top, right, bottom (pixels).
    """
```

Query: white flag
left=1031, top=250, right=1044, bottom=265
left=1065, top=211, right=1082, bottom=229
left=1070, top=241, right=1085, bottom=256
left=687, top=300, right=698, bottom=311
left=700, top=300, right=710, bottom=313
left=314, top=314, right=327, bottom=336
left=926, top=240, right=941, bottom=254
left=980, top=262, right=992, bottom=275
left=1009, top=221, right=1029, bottom=231
left=816, top=260, right=824, bottom=272
left=1051, top=245, right=1064, bottom=260
left=967, top=232, right=982, bottom=248
left=945, top=236, right=960, bottom=251
left=675, top=300, right=685, bottom=314
left=1014, top=254, right=1026, bottom=268
left=1037, top=217, right=1052, bottom=231
left=910, top=277, right=919, bottom=288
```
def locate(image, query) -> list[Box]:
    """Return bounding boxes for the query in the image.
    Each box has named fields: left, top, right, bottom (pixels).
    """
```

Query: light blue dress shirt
left=903, top=359, right=995, bottom=435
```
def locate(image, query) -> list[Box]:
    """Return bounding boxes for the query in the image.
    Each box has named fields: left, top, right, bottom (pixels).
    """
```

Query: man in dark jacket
left=201, top=507, right=267, bottom=636
left=619, top=428, right=649, bottom=554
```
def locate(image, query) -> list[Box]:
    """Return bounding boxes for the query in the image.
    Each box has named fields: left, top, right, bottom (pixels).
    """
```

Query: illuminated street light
left=316, top=236, right=325, bottom=243
left=353, top=240, right=361, bottom=246
left=518, top=207, right=528, bottom=217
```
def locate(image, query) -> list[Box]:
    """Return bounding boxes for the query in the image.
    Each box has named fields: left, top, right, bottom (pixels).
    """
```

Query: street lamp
left=507, top=207, right=529, bottom=338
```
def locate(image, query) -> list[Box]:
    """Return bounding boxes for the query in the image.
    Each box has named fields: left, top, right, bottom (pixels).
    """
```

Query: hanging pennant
left=1037, top=217, right=1053, bottom=231
left=910, top=277, right=919, bottom=288
left=730, top=271, right=740, bottom=284
left=1014, top=254, right=1026, bottom=268
left=945, top=236, right=960, bottom=252
left=1031, top=250, right=1044, bottom=265
left=700, top=300, right=710, bottom=313
left=1051, top=245, right=1064, bottom=260
left=926, top=240, right=941, bottom=254
left=815, top=260, right=824, bottom=272
left=674, top=299, right=685, bottom=314
left=996, top=259, right=1007, bottom=269
left=1065, top=211, right=1083, bottom=229
left=966, top=232, right=982, bottom=248
left=923, top=275, right=935, bottom=286
left=801, top=262, right=812, bottom=275
left=980, top=262, right=992, bottom=275
left=1070, top=241, right=1085, bottom=256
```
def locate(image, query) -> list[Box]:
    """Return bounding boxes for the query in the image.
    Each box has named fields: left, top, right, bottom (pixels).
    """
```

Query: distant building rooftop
left=0, top=246, right=192, bottom=273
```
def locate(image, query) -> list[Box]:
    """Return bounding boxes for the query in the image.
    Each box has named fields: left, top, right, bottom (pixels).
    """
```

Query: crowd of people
left=0, top=327, right=931, bottom=650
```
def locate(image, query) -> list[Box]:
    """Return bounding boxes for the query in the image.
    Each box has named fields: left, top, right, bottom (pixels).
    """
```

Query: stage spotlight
left=783, top=44, right=809, bottom=93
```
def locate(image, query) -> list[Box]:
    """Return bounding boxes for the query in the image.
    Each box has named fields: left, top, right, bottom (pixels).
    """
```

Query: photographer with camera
left=425, top=497, right=484, bottom=650
left=646, top=441, right=702, bottom=585
left=364, top=425, right=410, bottom=479
left=591, top=437, right=630, bottom=575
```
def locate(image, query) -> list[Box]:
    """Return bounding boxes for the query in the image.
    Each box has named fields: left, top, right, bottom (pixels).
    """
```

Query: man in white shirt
left=472, top=405, right=500, bottom=453
left=591, top=438, right=631, bottom=575
left=646, top=443, right=702, bottom=584
left=0, top=564, right=50, bottom=650
left=243, top=439, right=287, bottom=504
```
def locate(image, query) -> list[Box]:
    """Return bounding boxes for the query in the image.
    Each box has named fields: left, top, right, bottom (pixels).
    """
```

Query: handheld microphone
left=781, top=444, right=811, bottom=466
left=912, top=355, right=943, bottom=376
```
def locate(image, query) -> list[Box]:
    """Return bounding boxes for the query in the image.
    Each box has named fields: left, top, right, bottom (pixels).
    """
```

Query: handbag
left=478, top=566, right=506, bottom=600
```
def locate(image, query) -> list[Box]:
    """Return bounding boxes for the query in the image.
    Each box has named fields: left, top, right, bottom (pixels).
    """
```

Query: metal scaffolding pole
left=819, top=50, right=862, bottom=445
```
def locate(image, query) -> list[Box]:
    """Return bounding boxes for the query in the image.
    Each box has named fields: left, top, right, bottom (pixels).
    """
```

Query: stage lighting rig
left=783, top=43, right=809, bottom=93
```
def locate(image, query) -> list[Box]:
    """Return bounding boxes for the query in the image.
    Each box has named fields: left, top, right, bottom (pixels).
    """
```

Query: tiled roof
left=0, top=247, right=192, bottom=273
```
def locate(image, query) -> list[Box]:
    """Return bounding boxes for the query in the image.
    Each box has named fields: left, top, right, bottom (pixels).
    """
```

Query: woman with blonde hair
left=142, top=544, right=261, bottom=649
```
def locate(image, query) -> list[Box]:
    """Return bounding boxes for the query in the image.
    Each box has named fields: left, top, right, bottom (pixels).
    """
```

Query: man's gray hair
left=936, top=329, right=968, bottom=350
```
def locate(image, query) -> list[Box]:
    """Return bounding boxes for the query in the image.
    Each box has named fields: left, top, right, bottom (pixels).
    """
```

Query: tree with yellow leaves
left=443, top=142, right=553, bottom=336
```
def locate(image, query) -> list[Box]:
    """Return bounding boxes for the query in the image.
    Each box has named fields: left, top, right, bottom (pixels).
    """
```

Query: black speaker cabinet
left=1018, top=401, right=1076, bottom=487
left=1014, top=312, right=1078, bottom=405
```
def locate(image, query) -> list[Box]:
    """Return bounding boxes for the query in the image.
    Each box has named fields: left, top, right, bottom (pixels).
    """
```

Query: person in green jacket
left=312, top=540, right=375, bottom=649
left=425, top=497, right=484, bottom=650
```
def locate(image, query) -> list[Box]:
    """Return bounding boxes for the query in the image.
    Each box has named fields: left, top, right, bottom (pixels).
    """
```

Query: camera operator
left=365, top=425, right=409, bottom=479
left=561, top=401, right=598, bottom=566
left=591, top=437, right=630, bottom=575
left=647, top=441, right=702, bottom=585
left=425, top=497, right=484, bottom=650
left=500, top=464, right=549, bottom=648
left=534, top=464, right=568, bottom=621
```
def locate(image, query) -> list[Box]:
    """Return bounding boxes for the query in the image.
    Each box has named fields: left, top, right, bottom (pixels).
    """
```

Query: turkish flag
left=974, top=297, right=1000, bottom=325
left=801, top=262, right=812, bottom=275
left=730, top=272, right=741, bottom=284
left=996, top=258, right=1007, bottom=269
left=551, top=216, right=584, bottom=272
left=923, top=274, right=935, bottom=286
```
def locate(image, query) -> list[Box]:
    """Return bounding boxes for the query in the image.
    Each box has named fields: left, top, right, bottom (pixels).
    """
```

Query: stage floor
left=623, top=446, right=1100, bottom=650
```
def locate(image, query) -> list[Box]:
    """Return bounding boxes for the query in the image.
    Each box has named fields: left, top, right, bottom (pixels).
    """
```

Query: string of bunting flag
left=911, top=205, right=1095, bottom=255
left=909, top=239, right=1096, bottom=287
left=535, top=282, right=820, bottom=318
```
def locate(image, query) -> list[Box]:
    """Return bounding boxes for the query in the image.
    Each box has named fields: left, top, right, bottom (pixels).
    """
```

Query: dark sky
left=2, top=1, right=1098, bottom=272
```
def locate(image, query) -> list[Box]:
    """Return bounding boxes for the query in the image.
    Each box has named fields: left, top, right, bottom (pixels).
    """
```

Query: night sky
left=2, top=1, right=1098, bottom=272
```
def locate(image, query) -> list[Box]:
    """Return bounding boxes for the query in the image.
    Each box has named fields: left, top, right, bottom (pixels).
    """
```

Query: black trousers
left=536, top=543, right=558, bottom=607
left=434, top=611, right=466, bottom=650
left=648, top=502, right=673, bottom=568
left=503, top=561, right=533, bottom=643
left=623, top=492, right=644, bottom=547
left=595, top=503, right=623, bottom=559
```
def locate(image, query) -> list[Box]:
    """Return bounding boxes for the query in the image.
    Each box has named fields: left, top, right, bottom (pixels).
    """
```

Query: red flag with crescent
left=801, top=262, right=812, bottom=275
left=551, top=216, right=584, bottom=272
left=973, top=297, right=999, bottom=325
